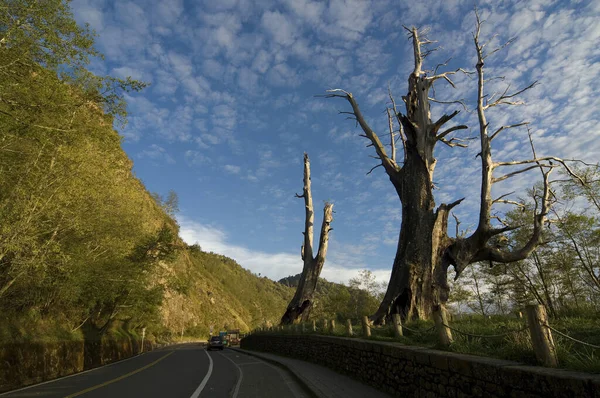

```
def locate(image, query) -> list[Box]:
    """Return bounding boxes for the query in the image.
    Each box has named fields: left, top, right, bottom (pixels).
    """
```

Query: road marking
left=218, top=352, right=243, bottom=398
left=0, top=349, right=162, bottom=397
left=65, top=351, right=174, bottom=397
left=189, top=349, right=213, bottom=398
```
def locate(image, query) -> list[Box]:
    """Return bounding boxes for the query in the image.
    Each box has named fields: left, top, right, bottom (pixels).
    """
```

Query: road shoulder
left=231, top=348, right=391, bottom=398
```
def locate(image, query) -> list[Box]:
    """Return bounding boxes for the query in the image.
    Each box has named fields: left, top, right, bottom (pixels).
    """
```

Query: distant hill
left=278, top=274, right=380, bottom=322
left=159, top=248, right=294, bottom=336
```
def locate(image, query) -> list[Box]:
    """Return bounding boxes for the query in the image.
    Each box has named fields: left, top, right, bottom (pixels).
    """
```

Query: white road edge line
left=230, top=350, right=305, bottom=398
left=189, top=349, right=213, bottom=398
left=218, top=351, right=243, bottom=398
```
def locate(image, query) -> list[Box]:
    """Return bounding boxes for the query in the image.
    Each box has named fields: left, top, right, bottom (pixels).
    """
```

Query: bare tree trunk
left=281, top=153, right=333, bottom=325
left=326, top=15, right=582, bottom=323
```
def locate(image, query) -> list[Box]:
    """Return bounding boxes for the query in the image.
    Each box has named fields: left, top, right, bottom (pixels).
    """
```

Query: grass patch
left=254, top=313, right=600, bottom=373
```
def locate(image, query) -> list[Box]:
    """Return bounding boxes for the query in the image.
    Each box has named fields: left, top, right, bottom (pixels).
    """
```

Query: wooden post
left=329, top=319, right=336, bottom=333
left=301, top=322, right=306, bottom=333
left=323, top=319, right=328, bottom=333
left=526, top=304, right=558, bottom=367
left=312, top=319, right=316, bottom=332
left=141, top=327, right=146, bottom=353
left=518, top=311, right=523, bottom=319
left=362, top=316, right=371, bottom=337
left=392, top=314, right=403, bottom=337
left=433, top=304, right=453, bottom=347
left=346, top=319, right=353, bottom=336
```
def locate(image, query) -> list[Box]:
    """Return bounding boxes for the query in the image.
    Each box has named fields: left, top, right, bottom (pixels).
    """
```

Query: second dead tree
left=280, top=153, right=333, bottom=325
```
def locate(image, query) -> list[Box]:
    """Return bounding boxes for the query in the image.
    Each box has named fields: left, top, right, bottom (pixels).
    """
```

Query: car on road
left=207, top=335, right=224, bottom=351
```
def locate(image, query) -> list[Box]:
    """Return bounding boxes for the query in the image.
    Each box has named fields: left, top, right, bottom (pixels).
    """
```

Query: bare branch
left=315, top=202, right=334, bottom=264
left=367, top=163, right=383, bottom=175
left=325, top=89, right=400, bottom=176
left=388, top=87, right=407, bottom=159
left=439, top=137, right=469, bottom=148
left=493, top=164, right=550, bottom=183
left=386, top=107, right=396, bottom=163
left=484, top=81, right=538, bottom=110
left=484, top=76, right=506, bottom=83
left=492, top=191, right=515, bottom=202
left=426, top=70, right=456, bottom=88
left=484, top=37, right=516, bottom=60
left=491, top=215, right=511, bottom=227
left=452, top=212, right=461, bottom=237
left=447, top=198, right=465, bottom=210
left=489, top=122, right=529, bottom=141
left=434, top=57, right=452, bottom=75
left=489, top=224, right=522, bottom=236
left=494, top=157, right=585, bottom=185
left=480, top=33, right=498, bottom=51
left=432, top=110, right=460, bottom=134
left=300, top=153, right=314, bottom=260
left=494, top=199, right=526, bottom=207
left=437, top=124, right=468, bottom=140
left=428, top=97, right=469, bottom=112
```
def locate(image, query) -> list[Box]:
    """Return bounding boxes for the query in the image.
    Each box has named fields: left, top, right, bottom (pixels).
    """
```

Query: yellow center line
left=65, top=351, right=175, bottom=397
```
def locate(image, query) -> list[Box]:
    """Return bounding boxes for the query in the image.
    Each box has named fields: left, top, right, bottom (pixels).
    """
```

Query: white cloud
left=137, top=144, right=175, bottom=164
left=178, top=216, right=391, bottom=284
left=111, top=66, right=145, bottom=81
left=71, top=0, right=105, bottom=32
left=261, top=10, right=297, bottom=46
left=251, top=50, right=272, bottom=74
left=284, top=0, right=324, bottom=23
left=224, top=164, right=241, bottom=174
left=267, top=63, right=300, bottom=87
left=184, top=150, right=210, bottom=166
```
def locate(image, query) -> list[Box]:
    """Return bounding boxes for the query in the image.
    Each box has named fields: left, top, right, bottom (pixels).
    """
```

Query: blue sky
left=70, top=0, right=600, bottom=284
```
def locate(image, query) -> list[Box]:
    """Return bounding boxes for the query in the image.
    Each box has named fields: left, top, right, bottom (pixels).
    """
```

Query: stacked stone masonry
left=241, top=334, right=600, bottom=398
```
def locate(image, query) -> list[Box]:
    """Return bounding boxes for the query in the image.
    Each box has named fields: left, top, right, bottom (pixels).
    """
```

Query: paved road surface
left=1, top=344, right=310, bottom=398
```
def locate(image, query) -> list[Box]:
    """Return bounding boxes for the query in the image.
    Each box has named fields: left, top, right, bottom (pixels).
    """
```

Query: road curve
left=1, top=343, right=309, bottom=398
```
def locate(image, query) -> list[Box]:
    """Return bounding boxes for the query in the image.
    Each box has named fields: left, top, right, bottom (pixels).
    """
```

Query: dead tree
left=280, top=153, right=334, bottom=325
left=325, top=15, right=583, bottom=323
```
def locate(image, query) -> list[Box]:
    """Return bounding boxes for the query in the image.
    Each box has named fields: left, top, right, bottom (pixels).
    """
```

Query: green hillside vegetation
left=157, top=247, right=293, bottom=339
left=279, top=272, right=383, bottom=323
left=0, top=0, right=295, bottom=370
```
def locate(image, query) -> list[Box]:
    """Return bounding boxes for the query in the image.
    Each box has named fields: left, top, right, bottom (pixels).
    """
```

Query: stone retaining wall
left=241, top=333, right=600, bottom=397
left=0, top=336, right=154, bottom=393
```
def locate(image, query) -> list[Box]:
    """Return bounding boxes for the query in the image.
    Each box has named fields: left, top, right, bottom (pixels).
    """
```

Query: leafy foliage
left=278, top=270, right=384, bottom=323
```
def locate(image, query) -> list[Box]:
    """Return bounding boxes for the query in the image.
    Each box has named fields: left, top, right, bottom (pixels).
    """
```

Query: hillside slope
left=160, top=248, right=293, bottom=337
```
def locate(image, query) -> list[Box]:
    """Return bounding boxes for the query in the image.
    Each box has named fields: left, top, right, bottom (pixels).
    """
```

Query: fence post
left=301, top=322, right=306, bottom=333
left=323, top=319, right=328, bottom=333
left=141, top=327, right=146, bottom=353
left=312, top=320, right=316, bottom=332
left=433, top=304, right=453, bottom=346
left=362, top=316, right=371, bottom=337
left=392, top=313, right=403, bottom=337
left=346, top=319, right=353, bottom=336
left=525, top=304, right=558, bottom=367
left=329, top=319, right=336, bottom=334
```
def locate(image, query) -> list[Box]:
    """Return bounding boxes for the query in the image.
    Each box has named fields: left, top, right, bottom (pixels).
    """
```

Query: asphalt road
left=1, top=344, right=311, bottom=398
